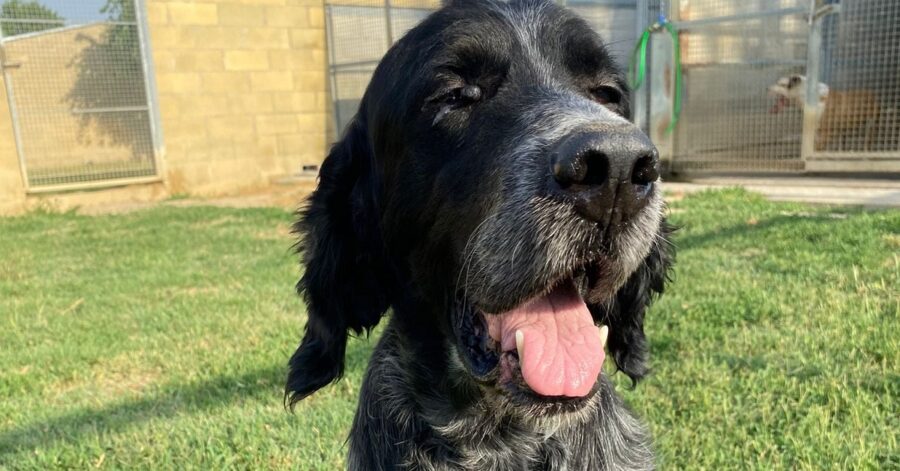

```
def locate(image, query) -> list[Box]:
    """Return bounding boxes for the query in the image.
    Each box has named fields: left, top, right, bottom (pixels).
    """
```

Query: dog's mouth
left=455, top=268, right=608, bottom=405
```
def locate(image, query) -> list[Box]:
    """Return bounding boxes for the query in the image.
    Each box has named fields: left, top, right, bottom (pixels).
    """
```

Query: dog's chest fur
left=347, top=327, right=655, bottom=471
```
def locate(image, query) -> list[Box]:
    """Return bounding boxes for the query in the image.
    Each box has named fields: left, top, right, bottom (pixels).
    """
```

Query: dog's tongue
left=484, top=283, right=605, bottom=397
left=770, top=96, right=787, bottom=114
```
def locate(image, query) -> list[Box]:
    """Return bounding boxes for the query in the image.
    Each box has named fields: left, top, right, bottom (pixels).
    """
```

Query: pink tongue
left=770, top=96, right=787, bottom=114
left=484, top=284, right=605, bottom=397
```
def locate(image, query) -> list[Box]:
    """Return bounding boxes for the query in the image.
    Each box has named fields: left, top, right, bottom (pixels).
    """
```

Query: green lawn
left=1, top=189, right=897, bottom=469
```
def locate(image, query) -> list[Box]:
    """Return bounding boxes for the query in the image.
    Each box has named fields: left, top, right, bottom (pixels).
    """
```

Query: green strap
left=628, top=20, right=682, bottom=134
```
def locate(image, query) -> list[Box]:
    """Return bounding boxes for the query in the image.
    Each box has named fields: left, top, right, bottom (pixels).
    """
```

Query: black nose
left=550, top=127, right=658, bottom=223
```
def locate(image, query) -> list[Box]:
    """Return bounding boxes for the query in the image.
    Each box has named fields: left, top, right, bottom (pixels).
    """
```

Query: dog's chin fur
left=284, top=0, right=675, bottom=469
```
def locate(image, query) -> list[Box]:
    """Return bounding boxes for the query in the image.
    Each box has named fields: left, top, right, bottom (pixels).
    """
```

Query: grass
left=0, top=188, right=897, bottom=469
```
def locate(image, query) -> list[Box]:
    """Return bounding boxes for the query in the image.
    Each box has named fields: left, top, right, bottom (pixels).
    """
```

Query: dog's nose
left=550, top=128, right=658, bottom=223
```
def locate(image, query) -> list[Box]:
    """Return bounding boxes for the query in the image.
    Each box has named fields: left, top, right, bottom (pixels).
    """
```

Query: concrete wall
left=0, top=0, right=329, bottom=214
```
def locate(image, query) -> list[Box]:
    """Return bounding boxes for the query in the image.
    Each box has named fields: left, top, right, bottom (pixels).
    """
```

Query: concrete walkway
left=665, top=177, right=900, bottom=208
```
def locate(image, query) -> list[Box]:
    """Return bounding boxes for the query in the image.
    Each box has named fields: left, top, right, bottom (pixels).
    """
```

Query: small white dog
left=768, top=74, right=879, bottom=151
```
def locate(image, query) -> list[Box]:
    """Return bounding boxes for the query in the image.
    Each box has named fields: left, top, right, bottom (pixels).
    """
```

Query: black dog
left=286, top=0, right=674, bottom=468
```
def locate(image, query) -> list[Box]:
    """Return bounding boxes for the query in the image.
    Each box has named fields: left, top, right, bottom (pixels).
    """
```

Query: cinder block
left=156, top=72, right=202, bottom=93
left=208, top=116, right=256, bottom=140
left=224, top=51, right=269, bottom=71
left=148, top=25, right=182, bottom=49
left=293, top=71, right=326, bottom=91
left=243, top=27, right=291, bottom=50
left=257, top=114, right=300, bottom=135
left=265, top=6, right=308, bottom=28
left=271, top=92, right=318, bottom=112
left=307, top=6, right=325, bottom=28
left=257, top=136, right=279, bottom=158
left=289, top=28, right=325, bottom=49
left=146, top=3, right=168, bottom=25
left=182, top=26, right=230, bottom=50
left=218, top=4, right=266, bottom=26
left=167, top=3, right=218, bottom=26
left=153, top=51, right=177, bottom=71
left=181, top=95, right=230, bottom=118
left=230, top=94, right=275, bottom=114
left=276, top=134, right=309, bottom=155
left=174, top=50, right=224, bottom=72
left=297, top=112, right=327, bottom=131
left=235, top=0, right=286, bottom=6
left=201, top=72, right=252, bottom=93
left=286, top=0, right=326, bottom=6
left=250, top=71, right=294, bottom=92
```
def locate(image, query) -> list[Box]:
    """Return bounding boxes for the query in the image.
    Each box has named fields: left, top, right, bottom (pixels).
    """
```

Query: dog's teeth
left=599, top=325, right=609, bottom=348
left=515, top=330, right=525, bottom=358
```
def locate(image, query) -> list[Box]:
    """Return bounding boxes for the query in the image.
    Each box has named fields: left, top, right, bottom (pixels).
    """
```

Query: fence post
left=384, top=0, right=394, bottom=46
left=135, top=0, right=166, bottom=179
left=634, top=0, right=650, bottom=134
left=0, top=24, right=30, bottom=191
left=803, top=1, right=839, bottom=162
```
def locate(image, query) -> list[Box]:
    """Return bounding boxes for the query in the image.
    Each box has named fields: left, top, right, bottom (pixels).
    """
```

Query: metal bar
left=674, top=7, right=806, bottom=30
left=633, top=0, right=649, bottom=133
left=329, top=59, right=381, bottom=70
left=808, top=152, right=900, bottom=160
left=564, top=0, right=640, bottom=7
left=1, top=22, right=139, bottom=45
left=0, top=25, right=30, bottom=191
left=329, top=4, right=433, bottom=12
left=805, top=160, right=900, bottom=173
left=71, top=106, right=149, bottom=114
left=135, top=0, right=166, bottom=182
left=25, top=175, right=163, bottom=195
left=683, top=59, right=808, bottom=68
left=802, top=0, right=831, bottom=161
left=0, top=18, right=137, bottom=26
left=325, top=5, right=343, bottom=136
left=384, top=0, right=395, bottom=46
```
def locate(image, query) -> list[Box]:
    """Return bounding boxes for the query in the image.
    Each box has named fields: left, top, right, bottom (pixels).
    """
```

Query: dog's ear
left=788, top=75, right=802, bottom=88
left=597, top=221, right=675, bottom=384
left=285, top=117, right=390, bottom=408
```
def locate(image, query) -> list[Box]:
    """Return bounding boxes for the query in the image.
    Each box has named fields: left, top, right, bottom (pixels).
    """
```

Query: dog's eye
left=589, top=86, right=621, bottom=106
left=444, top=85, right=483, bottom=106
left=429, top=84, right=483, bottom=125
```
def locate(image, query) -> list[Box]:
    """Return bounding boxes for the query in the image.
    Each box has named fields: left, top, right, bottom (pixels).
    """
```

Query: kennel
left=324, top=0, right=899, bottom=174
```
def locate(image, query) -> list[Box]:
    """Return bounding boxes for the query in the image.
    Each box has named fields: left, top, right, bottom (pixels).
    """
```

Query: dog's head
left=768, top=74, right=829, bottom=113
left=286, top=0, right=673, bottom=416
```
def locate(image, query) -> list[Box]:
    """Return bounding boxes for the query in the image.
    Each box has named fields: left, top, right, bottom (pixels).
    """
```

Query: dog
left=285, top=0, right=674, bottom=468
left=768, top=74, right=880, bottom=151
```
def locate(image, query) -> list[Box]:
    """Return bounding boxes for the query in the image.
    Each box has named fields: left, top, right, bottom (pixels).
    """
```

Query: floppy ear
left=598, top=220, right=675, bottom=384
left=285, top=117, right=390, bottom=408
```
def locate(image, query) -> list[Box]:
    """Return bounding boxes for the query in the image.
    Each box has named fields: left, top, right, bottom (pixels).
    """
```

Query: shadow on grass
left=673, top=209, right=867, bottom=251
left=0, top=335, right=377, bottom=456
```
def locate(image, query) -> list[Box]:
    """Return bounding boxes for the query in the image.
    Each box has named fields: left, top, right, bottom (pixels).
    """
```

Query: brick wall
left=148, top=0, right=328, bottom=195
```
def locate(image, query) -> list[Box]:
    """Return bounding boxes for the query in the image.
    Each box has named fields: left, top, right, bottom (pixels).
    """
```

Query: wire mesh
left=324, top=0, right=900, bottom=172
left=671, top=0, right=809, bottom=172
left=325, top=0, right=643, bottom=135
left=0, top=0, right=158, bottom=188
left=671, top=0, right=900, bottom=172
left=816, top=0, right=900, bottom=155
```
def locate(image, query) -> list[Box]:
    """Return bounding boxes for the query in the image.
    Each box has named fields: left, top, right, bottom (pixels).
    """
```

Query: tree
left=0, top=0, right=64, bottom=37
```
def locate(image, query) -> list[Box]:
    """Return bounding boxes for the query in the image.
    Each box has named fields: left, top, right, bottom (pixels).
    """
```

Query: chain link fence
left=0, top=0, right=160, bottom=191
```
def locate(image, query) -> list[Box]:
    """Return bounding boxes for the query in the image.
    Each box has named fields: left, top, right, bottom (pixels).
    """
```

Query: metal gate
left=324, top=0, right=648, bottom=135
left=666, top=0, right=900, bottom=173
left=0, top=0, right=162, bottom=192
left=324, top=0, right=899, bottom=174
